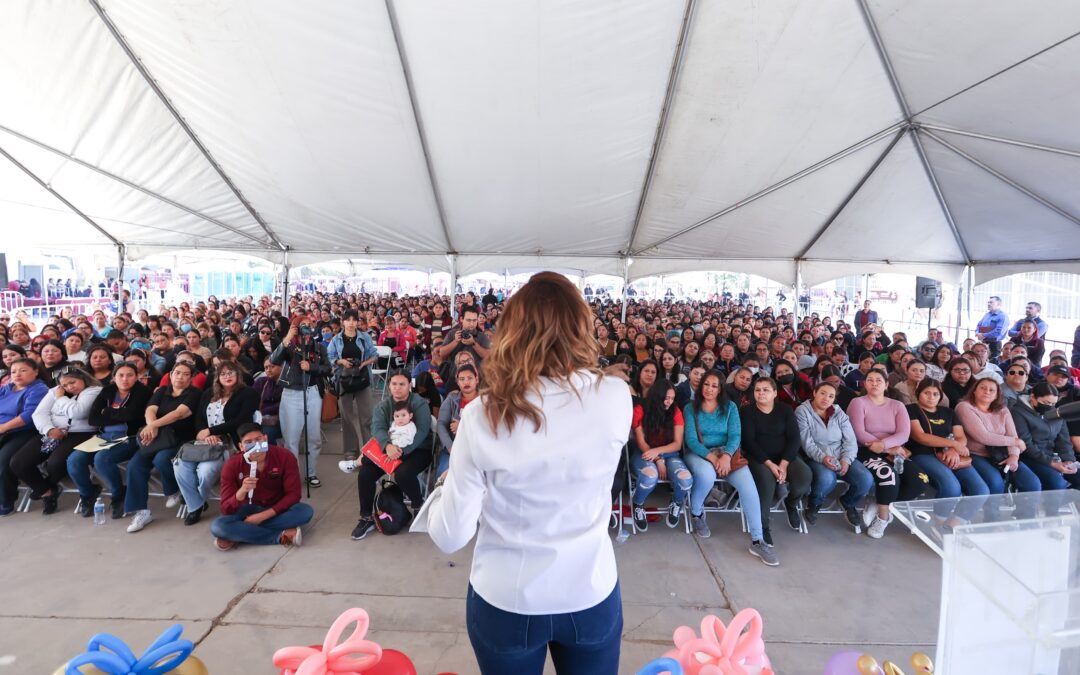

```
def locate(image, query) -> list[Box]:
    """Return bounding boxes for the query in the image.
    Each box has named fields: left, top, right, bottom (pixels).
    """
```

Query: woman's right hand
left=941, top=448, right=960, bottom=469
left=656, top=459, right=667, bottom=481
left=1015, top=439, right=1026, bottom=452
left=196, top=428, right=211, bottom=441
left=713, top=452, right=732, bottom=477
left=868, top=440, right=886, bottom=454
left=821, top=455, right=838, bottom=471
left=139, top=425, right=158, bottom=444
left=449, top=419, right=459, bottom=435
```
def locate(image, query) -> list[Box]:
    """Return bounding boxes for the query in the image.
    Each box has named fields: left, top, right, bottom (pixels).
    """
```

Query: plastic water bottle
left=93, top=498, right=106, bottom=525
left=615, top=525, right=630, bottom=545
left=893, top=454, right=905, bottom=476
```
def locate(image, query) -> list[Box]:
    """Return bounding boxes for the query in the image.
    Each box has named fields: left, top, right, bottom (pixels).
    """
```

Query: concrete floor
left=0, top=422, right=940, bottom=674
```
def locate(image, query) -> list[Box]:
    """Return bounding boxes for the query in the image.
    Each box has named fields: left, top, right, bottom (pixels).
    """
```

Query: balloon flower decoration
left=636, top=609, right=775, bottom=675
left=56, top=624, right=207, bottom=675
left=274, top=608, right=457, bottom=675
left=823, top=650, right=934, bottom=675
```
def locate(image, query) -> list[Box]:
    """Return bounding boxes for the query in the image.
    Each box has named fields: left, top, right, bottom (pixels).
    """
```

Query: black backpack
left=373, top=477, right=412, bottom=535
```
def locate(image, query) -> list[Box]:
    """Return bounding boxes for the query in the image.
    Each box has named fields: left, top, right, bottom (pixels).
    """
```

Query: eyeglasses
left=1007, top=369, right=1027, bottom=376
left=952, top=368, right=971, bottom=374
left=259, top=330, right=271, bottom=335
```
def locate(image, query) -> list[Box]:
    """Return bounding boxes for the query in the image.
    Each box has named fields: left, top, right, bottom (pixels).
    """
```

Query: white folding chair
left=371, top=345, right=392, bottom=396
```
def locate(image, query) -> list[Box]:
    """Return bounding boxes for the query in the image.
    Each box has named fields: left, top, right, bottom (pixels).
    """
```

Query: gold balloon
left=882, top=661, right=905, bottom=675
left=856, top=654, right=882, bottom=674
left=54, top=655, right=208, bottom=675
left=910, top=652, right=934, bottom=673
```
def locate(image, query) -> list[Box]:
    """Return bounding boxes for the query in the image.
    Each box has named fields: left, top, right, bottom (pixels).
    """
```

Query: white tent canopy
left=2, top=0, right=1079, bottom=286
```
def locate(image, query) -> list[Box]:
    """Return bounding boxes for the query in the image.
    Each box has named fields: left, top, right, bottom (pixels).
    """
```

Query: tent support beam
left=923, top=130, right=1080, bottom=231
left=631, top=122, right=905, bottom=255
left=857, top=0, right=973, bottom=265
left=915, top=124, right=1080, bottom=160
left=0, top=124, right=273, bottom=249
left=796, top=128, right=906, bottom=260
left=384, top=0, right=455, bottom=253
left=280, top=249, right=291, bottom=312
left=620, top=258, right=632, bottom=323
left=624, top=0, right=699, bottom=255
left=447, top=254, right=458, bottom=321
left=0, top=143, right=122, bottom=247
left=87, top=0, right=285, bottom=251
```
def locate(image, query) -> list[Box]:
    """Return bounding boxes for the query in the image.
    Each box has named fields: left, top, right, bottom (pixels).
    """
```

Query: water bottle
left=93, top=498, right=106, bottom=525
left=893, top=454, right=905, bottom=476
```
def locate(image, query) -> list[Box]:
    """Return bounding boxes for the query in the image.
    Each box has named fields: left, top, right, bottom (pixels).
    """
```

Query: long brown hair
left=480, top=272, right=601, bottom=436
left=212, top=362, right=243, bottom=401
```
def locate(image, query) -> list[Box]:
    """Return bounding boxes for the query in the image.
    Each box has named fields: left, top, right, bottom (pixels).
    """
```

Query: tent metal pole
left=87, top=0, right=285, bottom=252
left=796, top=129, right=906, bottom=259
left=923, top=130, right=1080, bottom=230
left=448, top=254, right=458, bottom=321
left=620, top=258, right=632, bottom=323
left=117, top=244, right=126, bottom=312
left=857, top=0, right=973, bottom=264
left=955, top=264, right=967, bottom=346
left=633, top=122, right=905, bottom=255
left=795, top=260, right=804, bottom=323
left=966, top=265, right=975, bottom=345
left=0, top=124, right=273, bottom=248
left=915, top=124, right=1080, bottom=159
left=384, top=0, right=455, bottom=253
left=0, top=143, right=121, bottom=247
left=281, top=249, right=290, bottom=316
left=624, top=0, right=699, bottom=255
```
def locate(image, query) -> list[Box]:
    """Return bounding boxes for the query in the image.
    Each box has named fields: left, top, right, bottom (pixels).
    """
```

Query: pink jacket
left=955, top=402, right=1022, bottom=458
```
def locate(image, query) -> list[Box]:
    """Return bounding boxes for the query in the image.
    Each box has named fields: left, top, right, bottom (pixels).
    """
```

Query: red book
left=361, top=437, right=402, bottom=475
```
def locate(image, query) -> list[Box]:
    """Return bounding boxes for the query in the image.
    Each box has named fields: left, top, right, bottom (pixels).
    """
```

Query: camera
left=460, top=329, right=473, bottom=340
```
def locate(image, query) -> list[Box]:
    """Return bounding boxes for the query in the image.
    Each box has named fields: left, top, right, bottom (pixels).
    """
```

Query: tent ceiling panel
left=639, top=135, right=892, bottom=260
left=633, top=0, right=903, bottom=253
left=1, top=134, right=264, bottom=248
left=915, top=38, right=1080, bottom=152
left=391, top=0, right=687, bottom=255
left=0, top=0, right=268, bottom=247
left=869, top=0, right=1080, bottom=115
left=800, top=260, right=965, bottom=288
left=0, top=155, right=115, bottom=246
left=922, top=139, right=1080, bottom=262
left=629, top=258, right=796, bottom=286
left=973, top=261, right=1080, bottom=286
left=929, top=132, right=1080, bottom=224
left=804, top=133, right=963, bottom=264
left=100, top=0, right=446, bottom=253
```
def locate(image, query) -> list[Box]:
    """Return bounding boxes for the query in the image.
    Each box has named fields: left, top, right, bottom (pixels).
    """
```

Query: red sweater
left=219, top=444, right=302, bottom=516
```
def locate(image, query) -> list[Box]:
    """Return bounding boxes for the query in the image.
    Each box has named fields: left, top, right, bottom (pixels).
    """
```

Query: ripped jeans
left=629, top=450, right=691, bottom=506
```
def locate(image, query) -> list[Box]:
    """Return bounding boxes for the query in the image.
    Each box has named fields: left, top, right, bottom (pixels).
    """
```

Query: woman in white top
left=420, top=272, right=632, bottom=675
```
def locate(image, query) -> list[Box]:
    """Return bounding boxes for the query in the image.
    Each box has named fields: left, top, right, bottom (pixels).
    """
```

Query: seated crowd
left=0, top=289, right=1078, bottom=566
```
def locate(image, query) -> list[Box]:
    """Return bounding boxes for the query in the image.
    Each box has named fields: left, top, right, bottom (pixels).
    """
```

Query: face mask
left=180, top=323, right=192, bottom=333
left=747, top=367, right=759, bottom=375
left=300, top=326, right=313, bottom=337
left=243, top=440, right=268, bottom=462
left=321, top=332, right=333, bottom=342
left=777, top=373, right=795, bottom=385
left=1035, top=402, right=1054, bottom=414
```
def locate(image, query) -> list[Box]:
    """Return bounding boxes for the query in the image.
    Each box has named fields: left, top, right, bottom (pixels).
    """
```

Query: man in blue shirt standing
left=1007, top=301, right=1049, bottom=339
left=976, top=295, right=1009, bottom=360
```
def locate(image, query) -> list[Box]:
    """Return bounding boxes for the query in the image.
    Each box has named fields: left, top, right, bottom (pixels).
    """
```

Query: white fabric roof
left=2, top=0, right=1079, bottom=286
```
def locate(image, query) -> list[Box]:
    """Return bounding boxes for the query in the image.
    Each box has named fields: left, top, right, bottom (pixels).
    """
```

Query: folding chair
left=371, top=345, right=392, bottom=396
left=624, top=444, right=691, bottom=534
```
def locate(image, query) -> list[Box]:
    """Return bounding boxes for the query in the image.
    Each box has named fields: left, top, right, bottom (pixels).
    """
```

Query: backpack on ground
left=373, top=476, right=412, bottom=535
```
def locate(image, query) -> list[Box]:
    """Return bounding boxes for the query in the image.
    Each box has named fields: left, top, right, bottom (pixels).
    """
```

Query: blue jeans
left=466, top=582, right=622, bottom=675
left=209, top=502, right=314, bottom=546
left=174, top=458, right=225, bottom=511
left=970, top=455, right=1041, bottom=494
left=630, top=451, right=691, bottom=506
left=684, top=452, right=763, bottom=541
left=280, top=386, right=321, bottom=478
left=910, top=454, right=990, bottom=521
left=807, top=458, right=874, bottom=509
left=66, top=438, right=139, bottom=499
left=124, top=447, right=180, bottom=512
left=436, top=448, right=450, bottom=477
left=1021, top=456, right=1080, bottom=490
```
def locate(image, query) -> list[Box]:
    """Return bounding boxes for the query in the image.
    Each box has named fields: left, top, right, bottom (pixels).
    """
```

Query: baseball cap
left=1047, top=365, right=1071, bottom=378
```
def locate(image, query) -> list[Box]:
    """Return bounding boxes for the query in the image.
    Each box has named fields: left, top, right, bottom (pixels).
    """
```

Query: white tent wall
left=2, top=1, right=1080, bottom=282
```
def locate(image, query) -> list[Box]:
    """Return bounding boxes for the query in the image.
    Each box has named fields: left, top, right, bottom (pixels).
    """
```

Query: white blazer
left=421, top=370, right=632, bottom=615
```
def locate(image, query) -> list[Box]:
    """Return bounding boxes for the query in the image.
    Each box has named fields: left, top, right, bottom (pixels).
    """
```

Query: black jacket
left=1010, top=395, right=1075, bottom=465
left=270, top=337, right=331, bottom=391
left=88, top=382, right=153, bottom=435
left=194, top=386, right=259, bottom=445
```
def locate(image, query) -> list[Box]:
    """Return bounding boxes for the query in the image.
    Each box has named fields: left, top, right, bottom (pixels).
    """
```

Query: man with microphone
left=270, top=314, right=331, bottom=486
left=210, top=423, right=313, bottom=550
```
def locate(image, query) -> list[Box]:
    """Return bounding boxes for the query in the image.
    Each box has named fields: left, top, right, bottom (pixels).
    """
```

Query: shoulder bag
left=176, top=439, right=232, bottom=463
left=918, top=408, right=972, bottom=469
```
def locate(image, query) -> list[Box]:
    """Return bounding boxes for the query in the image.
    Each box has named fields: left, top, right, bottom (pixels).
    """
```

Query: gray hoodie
left=795, top=400, right=858, bottom=465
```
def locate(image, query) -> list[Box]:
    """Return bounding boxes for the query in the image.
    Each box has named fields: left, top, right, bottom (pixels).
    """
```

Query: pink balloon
left=823, top=651, right=865, bottom=675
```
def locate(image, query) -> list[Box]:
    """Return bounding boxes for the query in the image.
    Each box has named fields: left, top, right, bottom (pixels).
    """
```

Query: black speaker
left=915, top=277, right=942, bottom=309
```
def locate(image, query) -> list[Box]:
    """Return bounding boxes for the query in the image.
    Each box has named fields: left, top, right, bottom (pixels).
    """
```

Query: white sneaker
left=867, top=516, right=890, bottom=539
left=862, top=502, right=877, bottom=530
left=165, top=493, right=182, bottom=509
left=338, top=459, right=359, bottom=474
left=127, top=509, right=153, bottom=533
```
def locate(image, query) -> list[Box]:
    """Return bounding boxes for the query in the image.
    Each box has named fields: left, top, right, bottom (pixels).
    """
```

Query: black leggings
left=11, top=432, right=94, bottom=497
left=858, top=446, right=929, bottom=506
left=356, top=447, right=432, bottom=517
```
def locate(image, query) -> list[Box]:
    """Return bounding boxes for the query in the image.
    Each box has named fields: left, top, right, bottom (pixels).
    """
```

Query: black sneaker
left=632, top=505, right=648, bottom=532
left=110, top=488, right=126, bottom=520
left=307, top=476, right=322, bottom=488
left=844, top=506, right=863, bottom=533
left=42, top=493, right=59, bottom=515
left=804, top=505, right=819, bottom=526
left=762, top=527, right=774, bottom=546
left=77, top=486, right=102, bottom=517
left=351, top=518, right=376, bottom=540
left=184, top=504, right=207, bottom=526
left=785, top=501, right=802, bottom=531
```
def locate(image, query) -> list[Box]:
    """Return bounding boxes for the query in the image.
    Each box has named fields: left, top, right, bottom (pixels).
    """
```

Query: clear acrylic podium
left=892, top=490, right=1080, bottom=675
